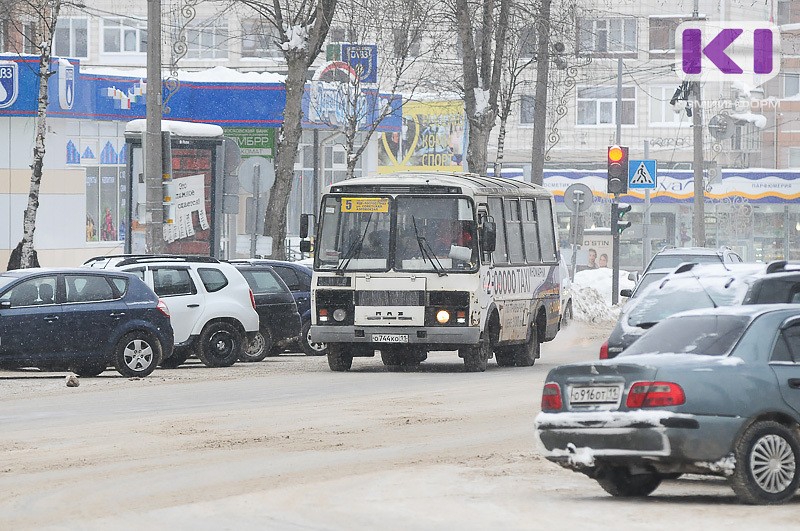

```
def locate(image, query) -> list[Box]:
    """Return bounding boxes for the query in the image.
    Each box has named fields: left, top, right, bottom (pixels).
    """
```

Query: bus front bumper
left=310, top=325, right=480, bottom=347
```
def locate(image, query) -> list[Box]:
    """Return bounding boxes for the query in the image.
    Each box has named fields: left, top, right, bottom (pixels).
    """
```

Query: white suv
left=84, top=255, right=260, bottom=368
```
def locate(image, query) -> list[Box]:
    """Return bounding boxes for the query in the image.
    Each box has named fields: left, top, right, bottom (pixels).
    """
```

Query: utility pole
left=530, top=0, right=552, bottom=186
left=691, top=0, right=705, bottom=247
left=145, top=0, right=164, bottom=254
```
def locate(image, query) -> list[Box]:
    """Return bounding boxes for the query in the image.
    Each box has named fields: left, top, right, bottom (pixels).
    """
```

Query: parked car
left=600, top=261, right=800, bottom=359
left=0, top=268, right=173, bottom=377
left=536, top=304, right=800, bottom=505
left=84, top=255, right=259, bottom=368
left=231, top=262, right=302, bottom=361
left=642, top=246, right=743, bottom=275
left=229, top=259, right=327, bottom=356
left=619, top=267, right=674, bottom=301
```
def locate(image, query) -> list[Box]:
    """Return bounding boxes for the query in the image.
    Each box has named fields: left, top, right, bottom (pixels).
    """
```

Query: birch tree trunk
left=9, top=0, right=61, bottom=270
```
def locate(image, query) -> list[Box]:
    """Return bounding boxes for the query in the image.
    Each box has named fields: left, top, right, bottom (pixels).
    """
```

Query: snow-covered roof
left=125, top=119, right=224, bottom=138
left=82, top=65, right=285, bottom=84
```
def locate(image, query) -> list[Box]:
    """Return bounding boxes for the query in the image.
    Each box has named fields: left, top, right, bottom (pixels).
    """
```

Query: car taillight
left=157, top=299, right=170, bottom=318
left=249, top=289, right=256, bottom=310
left=599, top=340, right=609, bottom=359
left=541, top=382, right=563, bottom=411
left=626, top=381, right=685, bottom=408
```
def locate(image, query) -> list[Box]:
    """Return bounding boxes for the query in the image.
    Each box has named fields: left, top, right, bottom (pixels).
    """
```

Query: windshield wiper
left=336, top=213, right=372, bottom=275
left=412, top=216, right=447, bottom=276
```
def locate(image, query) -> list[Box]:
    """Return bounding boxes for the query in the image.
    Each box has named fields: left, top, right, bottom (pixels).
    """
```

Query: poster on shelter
left=378, top=100, right=465, bottom=173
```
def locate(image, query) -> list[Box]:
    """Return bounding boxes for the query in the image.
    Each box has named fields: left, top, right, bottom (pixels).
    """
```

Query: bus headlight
left=333, top=308, right=347, bottom=322
left=436, top=310, right=450, bottom=324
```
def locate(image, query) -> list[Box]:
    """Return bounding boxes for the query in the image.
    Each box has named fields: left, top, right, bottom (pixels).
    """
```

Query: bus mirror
left=481, top=221, right=497, bottom=252
left=299, top=240, right=311, bottom=253
left=300, top=214, right=311, bottom=238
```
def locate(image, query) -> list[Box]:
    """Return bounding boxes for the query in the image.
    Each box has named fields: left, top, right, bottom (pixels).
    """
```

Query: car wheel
left=196, top=321, right=242, bottom=368
left=160, top=347, right=191, bottom=369
left=327, top=344, right=353, bottom=372
left=72, top=362, right=107, bottom=377
left=461, top=336, right=491, bottom=372
left=114, top=331, right=160, bottom=378
left=729, top=420, right=800, bottom=504
left=302, top=320, right=328, bottom=356
left=240, top=329, right=273, bottom=363
left=494, top=348, right=516, bottom=367
left=561, top=300, right=572, bottom=328
left=596, top=466, right=661, bottom=497
left=513, top=325, right=539, bottom=367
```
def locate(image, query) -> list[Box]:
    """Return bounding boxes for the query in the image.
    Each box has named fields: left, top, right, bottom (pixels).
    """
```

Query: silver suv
left=643, top=246, right=742, bottom=275
left=84, top=255, right=260, bottom=368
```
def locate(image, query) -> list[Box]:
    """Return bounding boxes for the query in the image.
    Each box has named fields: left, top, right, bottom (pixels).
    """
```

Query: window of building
left=577, top=86, right=636, bottom=126
left=392, top=28, right=421, bottom=57
left=241, top=19, right=280, bottom=58
left=649, top=17, right=682, bottom=57
left=86, top=165, right=127, bottom=243
left=520, top=94, right=535, bottom=125
left=789, top=147, right=800, bottom=168
left=187, top=19, right=228, bottom=59
left=102, top=18, right=147, bottom=54
left=785, top=74, right=800, bottom=98
left=54, top=17, right=88, bottom=58
left=578, top=18, right=636, bottom=55
left=732, top=122, right=761, bottom=153
left=23, top=21, right=38, bottom=54
left=519, top=24, right=537, bottom=58
left=650, top=85, right=686, bottom=125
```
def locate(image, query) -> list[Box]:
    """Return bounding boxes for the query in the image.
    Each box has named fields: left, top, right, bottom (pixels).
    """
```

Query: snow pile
left=281, top=24, right=309, bottom=52
left=569, top=268, right=635, bottom=324
left=730, top=112, right=767, bottom=129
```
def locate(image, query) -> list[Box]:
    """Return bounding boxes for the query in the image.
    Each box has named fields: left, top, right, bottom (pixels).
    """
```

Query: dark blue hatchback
left=0, top=268, right=173, bottom=377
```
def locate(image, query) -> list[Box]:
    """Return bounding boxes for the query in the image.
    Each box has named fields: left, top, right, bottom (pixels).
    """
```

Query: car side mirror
left=481, top=221, right=496, bottom=253
left=0, top=300, right=10, bottom=309
left=620, top=289, right=633, bottom=298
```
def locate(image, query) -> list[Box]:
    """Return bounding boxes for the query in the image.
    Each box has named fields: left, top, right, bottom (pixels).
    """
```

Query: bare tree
left=239, top=0, right=337, bottom=259
left=4, top=0, right=62, bottom=270
left=309, top=0, right=444, bottom=178
left=454, top=0, right=510, bottom=176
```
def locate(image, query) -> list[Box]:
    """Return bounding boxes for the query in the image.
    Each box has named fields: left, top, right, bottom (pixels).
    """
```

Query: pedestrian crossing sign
left=628, top=159, right=657, bottom=189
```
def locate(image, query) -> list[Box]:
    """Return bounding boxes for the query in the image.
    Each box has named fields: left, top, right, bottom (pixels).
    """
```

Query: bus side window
left=522, top=200, right=541, bottom=263
left=488, top=197, right=508, bottom=264
left=505, top=199, right=525, bottom=264
left=536, top=198, right=558, bottom=263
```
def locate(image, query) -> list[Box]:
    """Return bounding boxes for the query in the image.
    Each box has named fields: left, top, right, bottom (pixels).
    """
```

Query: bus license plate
left=372, top=334, right=409, bottom=343
left=569, top=386, right=621, bottom=405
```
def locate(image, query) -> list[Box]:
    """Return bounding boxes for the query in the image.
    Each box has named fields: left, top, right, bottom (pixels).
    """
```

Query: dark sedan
left=0, top=268, right=173, bottom=377
left=536, top=304, right=800, bottom=505
left=233, top=263, right=302, bottom=361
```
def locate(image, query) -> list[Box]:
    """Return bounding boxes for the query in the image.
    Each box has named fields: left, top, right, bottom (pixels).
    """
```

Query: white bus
left=300, top=172, right=562, bottom=372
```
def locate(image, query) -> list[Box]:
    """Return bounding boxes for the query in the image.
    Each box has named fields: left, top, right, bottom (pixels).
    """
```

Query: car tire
left=494, top=348, right=516, bottom=367
left=72, top=362, right=107, bottom=377
left=301, top=320, right=328, bottom=356
left=513, top=325, right=539, bottom=367
left=240, top=328, right=273, bottom=363
left=327, top=344, right=353, bottom=372
left=160, top=347, right=191, bottom=369
left=596, top=466, right=661, bottom=497
left=461, top=337, right=491, bottom=372
left=196, top=321, right=242, bottom=368
left=113, top=331, right=161, bottom=378
left=729, top=420, right=800, bottom=505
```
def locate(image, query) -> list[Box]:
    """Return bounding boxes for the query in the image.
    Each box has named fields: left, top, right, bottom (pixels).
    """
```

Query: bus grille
left=356, top=290, right=424, bottom=306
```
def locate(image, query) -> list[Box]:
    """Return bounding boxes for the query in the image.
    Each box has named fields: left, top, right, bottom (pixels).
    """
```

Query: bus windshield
left=315, top=195, right=478, bottom=273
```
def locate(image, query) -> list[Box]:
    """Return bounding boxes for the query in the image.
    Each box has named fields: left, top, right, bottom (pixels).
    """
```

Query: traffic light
left=612, top=202, right=632, bottom=235
left=607, top=145, right=629, bottom=195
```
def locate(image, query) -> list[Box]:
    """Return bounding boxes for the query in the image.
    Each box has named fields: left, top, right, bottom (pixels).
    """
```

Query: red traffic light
left=608, top=145, right=624, bottom=163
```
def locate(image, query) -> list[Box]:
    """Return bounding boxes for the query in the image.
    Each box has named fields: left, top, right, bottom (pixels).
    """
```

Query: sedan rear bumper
left=534, top=411, right=745, bottom=472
